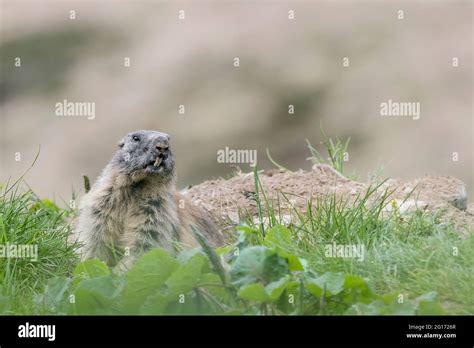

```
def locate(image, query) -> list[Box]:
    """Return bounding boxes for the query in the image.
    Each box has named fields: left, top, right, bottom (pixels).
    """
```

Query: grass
left=243, top=137, right=473, bottom=314
left=0, top=137, right=472, bottom=314
left=247, top=192, right=474, bottom=314
left=0, top=182, right=79, bottom=313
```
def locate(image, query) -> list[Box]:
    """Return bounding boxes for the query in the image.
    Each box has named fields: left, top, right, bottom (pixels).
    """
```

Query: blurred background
left=0, top=0, right=472, bottom=203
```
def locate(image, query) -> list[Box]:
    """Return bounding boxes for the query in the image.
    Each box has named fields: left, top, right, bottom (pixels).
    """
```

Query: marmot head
left=112, top=130, right=175, bottom=183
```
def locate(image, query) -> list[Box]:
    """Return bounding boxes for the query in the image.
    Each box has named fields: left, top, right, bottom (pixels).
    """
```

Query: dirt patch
left=185, top=164, right=473, bottom=237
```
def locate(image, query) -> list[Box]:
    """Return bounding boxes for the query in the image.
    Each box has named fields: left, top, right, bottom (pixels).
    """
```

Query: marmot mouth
left=153, top=156, right=162, bottom=167
left=148, top=154, right=165, bottom=168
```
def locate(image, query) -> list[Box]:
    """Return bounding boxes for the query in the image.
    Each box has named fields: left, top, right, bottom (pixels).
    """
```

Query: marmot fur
left=74, top=130, right=223, bottom=270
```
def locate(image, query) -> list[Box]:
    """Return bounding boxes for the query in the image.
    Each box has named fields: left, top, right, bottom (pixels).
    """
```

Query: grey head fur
left=111, top=130, right=175, bottom=184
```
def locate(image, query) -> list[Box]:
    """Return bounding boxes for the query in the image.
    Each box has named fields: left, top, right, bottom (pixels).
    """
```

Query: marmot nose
left=155, top=143, right=169, bottom=153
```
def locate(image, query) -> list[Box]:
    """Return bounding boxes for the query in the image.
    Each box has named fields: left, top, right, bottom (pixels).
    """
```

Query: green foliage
left=20, top=238, right=445, bottom=315
left=230, top=246, right=288, bottom=287
left=0, top=183, right=80, bottom=313
left=121, top=248, right=179, bottom=311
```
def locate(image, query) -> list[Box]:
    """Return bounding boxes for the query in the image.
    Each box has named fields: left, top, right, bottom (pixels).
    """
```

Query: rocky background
left=0, top=1, right=472, bottom=203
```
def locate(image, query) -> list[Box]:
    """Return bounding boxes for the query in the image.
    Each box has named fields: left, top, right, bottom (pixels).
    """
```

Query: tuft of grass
left=306, top=137, right=351, bottom=176
left=0, top=182, right=79, bottom=313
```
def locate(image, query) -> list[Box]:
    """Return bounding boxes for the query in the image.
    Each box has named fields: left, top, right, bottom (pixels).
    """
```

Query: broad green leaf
left=164, top=253, right=207, bottom=297
left=164, top=291, right=201, bottom=315
left=306, top=272, right=345, bottom=297
left=238, top=283, right=269, bottom=302
left=121, top=248, right=179, bottom=311
left=305, top=282, right=323, bottom=298
left=343, top=274, right=369, bottom=290
left=342, top=274, right=375, bottom=303
left=139, top=292, right=170, bottom=315
left=177, top=248, right=212, bottom=274
left=230, top=246, right=288, bottom=287
left=285, top=254, right=305, bottom=272
left=73, top=259, right=110, bottom=283
left=74, top=275, right=118, bottom=314
left=263, top=225, right=304, bottom=271
left=264, top=225, right=292, bottom=247
left=265, top=275, right=291, bottom=301
left=237, top=276, right=290, bottom=302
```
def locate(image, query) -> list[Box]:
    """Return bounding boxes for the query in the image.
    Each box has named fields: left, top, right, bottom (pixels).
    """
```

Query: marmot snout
left=73, top=130, right=224, bottom=270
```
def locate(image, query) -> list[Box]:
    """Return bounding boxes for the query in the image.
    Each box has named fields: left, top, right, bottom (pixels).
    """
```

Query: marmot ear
left=118, top=138, right=125, bottom=148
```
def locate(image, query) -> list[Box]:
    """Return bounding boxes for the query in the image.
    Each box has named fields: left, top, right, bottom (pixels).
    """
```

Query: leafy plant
left=24, top=234, right=446, bottom=316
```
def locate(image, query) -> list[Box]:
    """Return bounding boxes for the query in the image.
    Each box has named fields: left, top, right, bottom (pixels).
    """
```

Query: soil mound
left=185, top=164, right=473, bottom=237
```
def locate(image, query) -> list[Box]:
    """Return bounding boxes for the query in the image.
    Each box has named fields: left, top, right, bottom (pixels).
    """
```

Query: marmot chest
left=120, top=193, right=180, bottom=250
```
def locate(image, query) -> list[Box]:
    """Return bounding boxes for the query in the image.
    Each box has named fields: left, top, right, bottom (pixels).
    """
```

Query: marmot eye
left=132, top=136, right=140, bottom=142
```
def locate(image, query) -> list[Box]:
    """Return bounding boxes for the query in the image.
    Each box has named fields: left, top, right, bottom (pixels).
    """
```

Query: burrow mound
left=185, top=164, right=473, bottom=237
